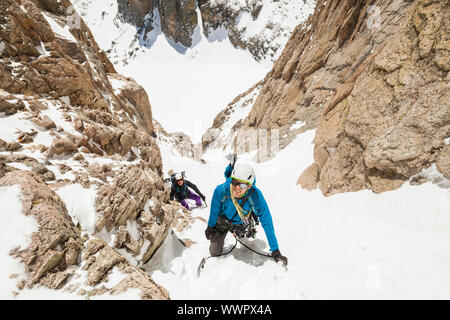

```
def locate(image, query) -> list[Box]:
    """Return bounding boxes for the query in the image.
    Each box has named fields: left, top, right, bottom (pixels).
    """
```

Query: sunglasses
left=231, top=179, right=249, bottom=189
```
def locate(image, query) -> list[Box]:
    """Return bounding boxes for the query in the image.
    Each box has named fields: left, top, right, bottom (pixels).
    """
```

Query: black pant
left=209, top=230, right=228, bottom=256
left=208, top=216, right=229, bottom=256
left=209, top=217, right=249, bottom=256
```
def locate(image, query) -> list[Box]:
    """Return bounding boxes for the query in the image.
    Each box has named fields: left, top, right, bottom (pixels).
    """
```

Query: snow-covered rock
left=76, top=0, right=316, bottom=64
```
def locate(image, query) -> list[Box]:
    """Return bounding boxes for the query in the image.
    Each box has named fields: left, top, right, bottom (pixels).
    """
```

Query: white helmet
left=231, top=164, right=255, bottom=185
left=174, top=172, right=183, bottom=180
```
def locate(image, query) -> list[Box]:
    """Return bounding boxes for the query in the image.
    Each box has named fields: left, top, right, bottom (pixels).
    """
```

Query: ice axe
left=225, top=153, right=238, bottom=166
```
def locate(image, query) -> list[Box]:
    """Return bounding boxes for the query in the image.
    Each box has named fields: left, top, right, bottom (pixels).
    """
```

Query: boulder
left=109, top=73, right=155, bottom=136
left=31, top=115, right=56, bottom=130
left=95, top=164, right=174, bottom=263
left=0, top=171, right=81, bottom=288
left=47, top=137, right=78, bottom=158
left=297, top=163, right=320, bottom=191
left=436, top=145, right=450, bottom=180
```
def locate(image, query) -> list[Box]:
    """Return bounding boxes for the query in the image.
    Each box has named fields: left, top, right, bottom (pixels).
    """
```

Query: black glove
left=205, top=226, right=216, bottom=240
left=271, top=249, right=288, bottom=266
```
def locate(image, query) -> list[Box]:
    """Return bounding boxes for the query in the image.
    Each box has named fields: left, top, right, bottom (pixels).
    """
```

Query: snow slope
left=147, top=129, right=450, bottom=299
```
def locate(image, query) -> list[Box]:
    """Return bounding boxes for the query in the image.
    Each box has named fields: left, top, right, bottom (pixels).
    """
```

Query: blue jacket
left=208, top=165, right=279, bottom=252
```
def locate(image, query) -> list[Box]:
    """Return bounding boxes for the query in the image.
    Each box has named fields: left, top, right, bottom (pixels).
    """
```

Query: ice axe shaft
left=225, top=153, right=238, bottom=166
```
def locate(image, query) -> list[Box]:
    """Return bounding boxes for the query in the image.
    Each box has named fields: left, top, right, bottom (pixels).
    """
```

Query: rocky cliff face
left=159, top=0, right=198, bottom=47
left=118, top=0, right=198, bottom=47
left=117, top=0, right=197, bottom=48
left=114, top=0, right=316, bottom=62
left=202, top=81, right=267, bottom=157
left=0, top=0, right=190, bottom=299
left=117, top=0, right=157, bottom=28
left=205, top=0, right=449, bottom=196
left=153, top=119, right=202, bottom=161
left=198, top=0, right=316, bottom=62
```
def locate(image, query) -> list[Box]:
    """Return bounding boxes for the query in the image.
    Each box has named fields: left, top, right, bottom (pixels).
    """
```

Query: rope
left=215, top=218, right=269, bottom=257
left=198, top=233, right=273, bottom=276
left=216, top=235, right=238, bottom=257
left=235, top=237, right=272, bottom=258
left=206, top=233, right=271, bottom=260
left=198, top=235, right=237, bottom=273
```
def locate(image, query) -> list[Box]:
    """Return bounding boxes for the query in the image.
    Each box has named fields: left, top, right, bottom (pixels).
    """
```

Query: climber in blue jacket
left=205, top=156, right=288, bottom=265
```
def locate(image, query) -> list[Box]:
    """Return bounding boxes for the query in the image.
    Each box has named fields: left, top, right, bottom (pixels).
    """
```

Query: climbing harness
left=228, top=186, right=259, bottom=238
